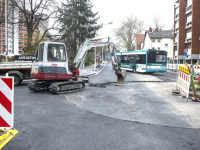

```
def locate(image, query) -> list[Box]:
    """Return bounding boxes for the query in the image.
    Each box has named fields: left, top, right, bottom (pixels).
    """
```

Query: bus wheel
left=133, top=67, right=136, bottom=73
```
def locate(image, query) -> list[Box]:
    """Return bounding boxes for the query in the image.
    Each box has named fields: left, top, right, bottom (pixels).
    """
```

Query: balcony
left=185, top=39, right=191, bottom=44
left=187, top=0, right=192, bottom=7
left=175, top=0, right=179, bottom=3
left=175, top=51, right=178, bottom=56
left=175, top=23, right=179, bottom=29
left=186, top=16, right=192, bottom=24
left=174, top=29, right=179, bottom=33
left=175, top=37, right=178, bottom=43
left=186, top=32, right=191, bottom=39
left=175, top=14, right=179, bottom=21
left=19, top=44, right=24, bottom=47
left=185, top=22, right=192, bottom=29
left=186, top=5, right=192, bottom=14
left=175, top=3, right=179, bottom=8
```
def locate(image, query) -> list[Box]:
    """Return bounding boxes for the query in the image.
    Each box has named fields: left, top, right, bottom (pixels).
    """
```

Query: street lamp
left=103, top=22, right=113, bottom=26
left=95, top=22, right=113, bottom=37
left=93, top=22, right=113, bottom=71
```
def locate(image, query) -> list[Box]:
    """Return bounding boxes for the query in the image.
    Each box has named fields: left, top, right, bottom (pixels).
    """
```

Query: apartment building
left=174, top=0, right=200, bottom=64
left=143, top=28, right=174, bottom=63
left=0, top=0, right=14, bottom=55
left=0, top=0, right=47, bottom=56
left=14, top=12, right=40, bottom=55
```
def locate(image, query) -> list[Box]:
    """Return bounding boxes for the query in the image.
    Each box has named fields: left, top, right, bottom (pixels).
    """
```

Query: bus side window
left=127, top=55, right=130, bottom=63
left=135, top=55, right=140, bottom=63
left=129, top=55, right=135, bottom=63
left=140, top=55, right=146, bottom=64
left=117, top=55, right=121, bottom=62
left=121, top=55, right=127, bottom=63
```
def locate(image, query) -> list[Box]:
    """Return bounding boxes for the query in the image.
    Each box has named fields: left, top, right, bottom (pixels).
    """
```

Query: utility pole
left=172, top=45, right=180, bottom=94
left=93, top=47, right=97, bottom=71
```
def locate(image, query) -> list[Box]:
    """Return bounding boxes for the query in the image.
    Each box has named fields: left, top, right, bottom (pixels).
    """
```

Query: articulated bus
left=115, top=49, right=167, bottom=73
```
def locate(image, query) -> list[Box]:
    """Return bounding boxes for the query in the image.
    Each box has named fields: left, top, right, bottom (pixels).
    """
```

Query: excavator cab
left=36, top=42, right=67, bottom=63
left=29, top=42, right=84, bottom=94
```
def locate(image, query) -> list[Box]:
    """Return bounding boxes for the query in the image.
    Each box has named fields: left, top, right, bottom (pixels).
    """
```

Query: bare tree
left=114, top=15, right=145, bottom=52
left=0, top=1, right=13, bottom=25
left=153, top=15, right=165, bottom=30
left=10, top=0, right=58, bottom=55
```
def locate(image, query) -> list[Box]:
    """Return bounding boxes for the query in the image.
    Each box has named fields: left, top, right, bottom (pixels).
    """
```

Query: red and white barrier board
left=178, top=71, right=190, bottom=98
left=0, top=76, right=14, bottom=130
left=194, top=66, right=200, bottom=75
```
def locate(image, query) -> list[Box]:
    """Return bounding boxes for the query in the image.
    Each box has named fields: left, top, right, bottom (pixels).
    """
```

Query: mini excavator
left=28, top=37, right=127, bottom=94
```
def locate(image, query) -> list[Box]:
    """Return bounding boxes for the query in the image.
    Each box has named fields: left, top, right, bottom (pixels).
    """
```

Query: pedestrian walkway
left=79, top=62, right=107, bottom=77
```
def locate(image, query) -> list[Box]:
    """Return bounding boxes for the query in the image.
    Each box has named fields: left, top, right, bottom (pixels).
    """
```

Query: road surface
left=3, top=63, right=200, bottom=150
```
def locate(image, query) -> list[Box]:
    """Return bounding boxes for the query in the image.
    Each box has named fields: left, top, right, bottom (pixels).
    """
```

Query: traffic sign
left=184, top=48, right=188, bottom=53
left=184, top=53, right=187, bottom=56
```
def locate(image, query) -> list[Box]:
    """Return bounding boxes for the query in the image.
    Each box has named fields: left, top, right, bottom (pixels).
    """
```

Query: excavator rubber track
left=28, top=80, right=51, bottom=92
left=49, top=80, right=85, bottom=94
left=28, top=80, right=85, bottom=94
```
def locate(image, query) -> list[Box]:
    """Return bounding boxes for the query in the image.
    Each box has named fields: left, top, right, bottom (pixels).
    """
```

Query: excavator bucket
left=115, top=66, right=127, bottom=85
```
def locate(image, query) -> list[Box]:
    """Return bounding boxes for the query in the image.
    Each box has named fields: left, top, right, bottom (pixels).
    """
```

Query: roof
left=145, top=30, right=173, bottom=39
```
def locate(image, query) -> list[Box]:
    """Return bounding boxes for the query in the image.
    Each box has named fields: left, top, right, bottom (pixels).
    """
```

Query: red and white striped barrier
left=179, top=72, right=190, bottom=82
left=0, top=76, right=14, bottom=130
left=194, top=66, right=200, bottom=75
left=178, top=69, right=190, bottom=98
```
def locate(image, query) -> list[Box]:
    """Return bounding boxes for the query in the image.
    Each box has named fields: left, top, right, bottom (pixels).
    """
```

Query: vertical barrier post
left=0, top=76, right=18, bottom=149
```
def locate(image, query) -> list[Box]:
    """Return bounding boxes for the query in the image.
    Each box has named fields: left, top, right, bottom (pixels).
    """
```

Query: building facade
left=0, top=0, right=14, bottom=55
left=143, top=28, right=174, bottom=63
left=174, top=0, right=200, bottom=64
left=135, top=34, right=145, bottom=50
left=0, top=0, right=47, bottom=56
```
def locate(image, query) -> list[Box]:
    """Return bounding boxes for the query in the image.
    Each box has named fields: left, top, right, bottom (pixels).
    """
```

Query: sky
left=51, top=0, right=175, bottom=41
left=90, top=0, right=175, bottom=39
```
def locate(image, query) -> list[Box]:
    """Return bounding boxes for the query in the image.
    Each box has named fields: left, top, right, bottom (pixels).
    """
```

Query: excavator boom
left=72, top=37, right=127, bottom=85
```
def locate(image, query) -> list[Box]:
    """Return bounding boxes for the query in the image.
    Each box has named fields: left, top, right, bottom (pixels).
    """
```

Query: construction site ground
left=2, top=62, right=200, bottom=150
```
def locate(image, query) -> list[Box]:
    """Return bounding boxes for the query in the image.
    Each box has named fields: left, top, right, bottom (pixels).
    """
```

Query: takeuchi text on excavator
left=28, top=37, right=127, bottom=94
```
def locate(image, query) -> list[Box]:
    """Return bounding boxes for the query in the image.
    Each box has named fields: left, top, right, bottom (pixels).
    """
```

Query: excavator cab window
left=37, top=43, right=44, bottom=61
left=47, top=44, right=66, bottom=62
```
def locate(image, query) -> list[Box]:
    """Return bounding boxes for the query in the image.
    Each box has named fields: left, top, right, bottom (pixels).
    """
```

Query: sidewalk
left=79, top=62, right=107, bottom=77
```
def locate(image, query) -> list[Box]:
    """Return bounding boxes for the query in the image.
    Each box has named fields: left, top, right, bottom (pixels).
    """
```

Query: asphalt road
left=3, top=63, right=200, bottom=150
left=152, top=70, right=178, bottom=82
left=89, top=63, right=177, bottom=83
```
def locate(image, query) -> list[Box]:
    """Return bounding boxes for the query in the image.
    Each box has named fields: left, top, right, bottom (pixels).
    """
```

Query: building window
left=157, top=47, right=160, bottom=50
left=152, top=47, right=155, bottom=49
left=165, top=44, right=168, bottom=47
left=158, top=39, right=160, bottom=42
left=152, top=39, right=155, bottom=42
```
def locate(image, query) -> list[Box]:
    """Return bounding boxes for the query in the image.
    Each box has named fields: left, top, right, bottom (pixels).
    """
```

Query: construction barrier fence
left=0, top=76, right=18, bottom=149
left=178, top=65, right=191, bottom=98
